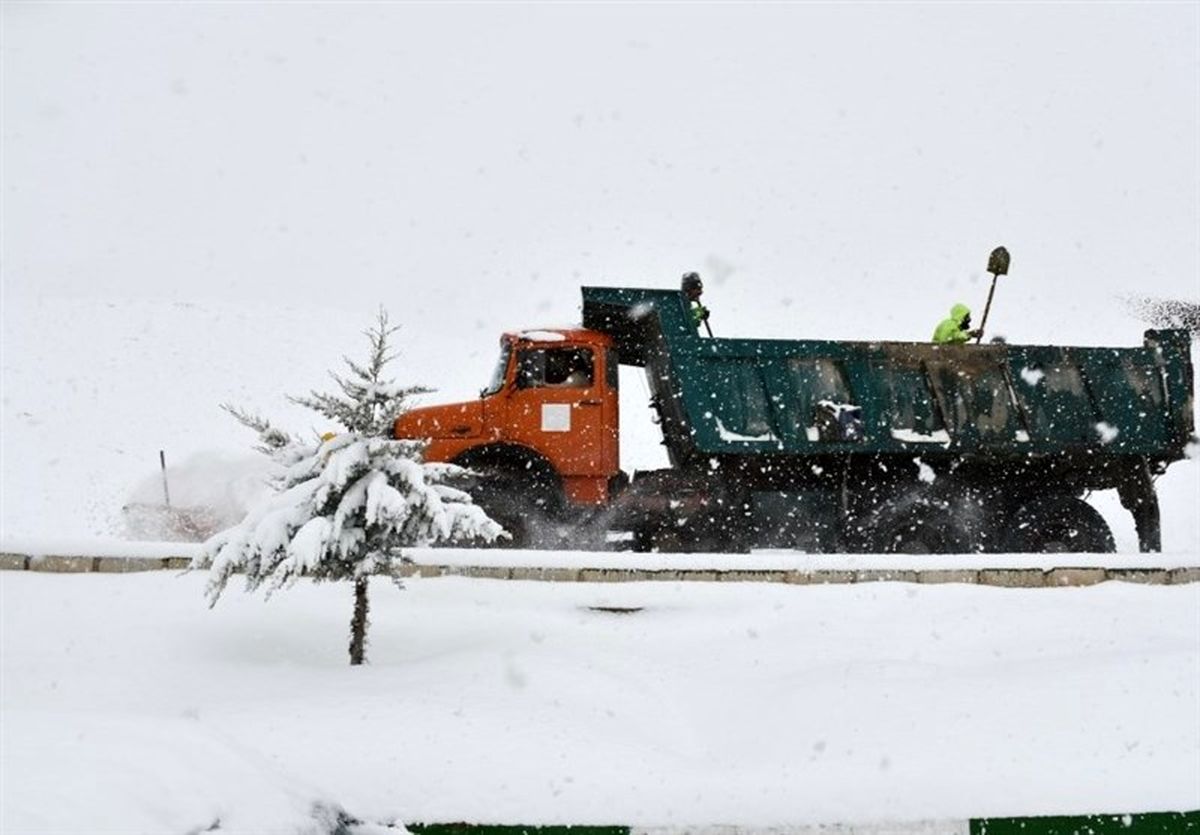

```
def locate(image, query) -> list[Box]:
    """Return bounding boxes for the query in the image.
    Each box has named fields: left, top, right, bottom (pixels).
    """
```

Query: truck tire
left=866, top=490, right=990, bottom=554
left=1003, top=496, right=1115, bottom=554
left=632, top=514, right=744, bottom=554
left=473, top=482, right=548, bottom=549
left=633, top=523, right=688, bottom=553
left=452, top=445, right=564, bottom=549
left=472, top=466, right=577, bottom=550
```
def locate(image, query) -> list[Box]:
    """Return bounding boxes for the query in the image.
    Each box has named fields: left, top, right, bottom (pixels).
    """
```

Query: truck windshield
left=481, top=343, right=511, bottom=396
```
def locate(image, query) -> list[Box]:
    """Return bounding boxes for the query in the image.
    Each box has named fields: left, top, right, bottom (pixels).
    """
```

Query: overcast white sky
left=5, top=3, right=1197, bottom=344
left=2, top=3, right=1198, bottom=539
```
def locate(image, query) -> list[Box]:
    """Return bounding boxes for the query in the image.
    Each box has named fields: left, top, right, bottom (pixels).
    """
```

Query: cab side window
left=517, top=348, right=594, bottom=389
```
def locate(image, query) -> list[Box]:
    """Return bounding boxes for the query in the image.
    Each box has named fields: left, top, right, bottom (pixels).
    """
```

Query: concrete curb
left=2, top=552, right=1198, bottom=587
left=401, top=809, right=1200, bottom=834
left=418, top=563, right=1200, bottom=586
left=2, top=554, right=193, bottom=574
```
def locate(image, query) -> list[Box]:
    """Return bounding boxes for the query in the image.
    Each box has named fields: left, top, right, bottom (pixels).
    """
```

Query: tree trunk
left=349, top=577, right=370, bottom=666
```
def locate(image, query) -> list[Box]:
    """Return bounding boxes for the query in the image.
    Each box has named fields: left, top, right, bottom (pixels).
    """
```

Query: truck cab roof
left=503, top=328, right=613, bottom=347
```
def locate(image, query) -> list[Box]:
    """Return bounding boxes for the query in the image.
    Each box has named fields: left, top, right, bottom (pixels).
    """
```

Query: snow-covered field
left=3, top=4, right=1199, bottom=832
left=3, top=571, right=1198, bottom=833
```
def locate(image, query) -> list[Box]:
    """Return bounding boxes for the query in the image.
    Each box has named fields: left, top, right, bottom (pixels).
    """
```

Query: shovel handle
left=975, top=274, right=1000, bottom=344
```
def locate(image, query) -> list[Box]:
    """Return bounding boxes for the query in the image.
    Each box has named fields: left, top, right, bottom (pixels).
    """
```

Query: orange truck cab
left=393, top=328, right=621, bottom=541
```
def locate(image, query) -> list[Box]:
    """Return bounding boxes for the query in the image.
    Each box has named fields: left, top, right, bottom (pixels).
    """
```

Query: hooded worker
left=682, top=272, right=709, bottom=330
left=932, top=303, right=981, bottom=344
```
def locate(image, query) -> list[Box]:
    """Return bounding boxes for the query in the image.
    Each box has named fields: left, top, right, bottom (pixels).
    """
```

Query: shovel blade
left=988, top=246, right=1010, bottom=277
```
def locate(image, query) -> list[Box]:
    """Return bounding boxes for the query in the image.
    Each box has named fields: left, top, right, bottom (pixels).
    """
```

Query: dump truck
left=393, top=286, right=1194, bottom=553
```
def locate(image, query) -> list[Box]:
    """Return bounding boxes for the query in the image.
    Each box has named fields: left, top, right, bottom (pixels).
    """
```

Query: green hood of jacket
left=932, top=303, right=973, bottom=344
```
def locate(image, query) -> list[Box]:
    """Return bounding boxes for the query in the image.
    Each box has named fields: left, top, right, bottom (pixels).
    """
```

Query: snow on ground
left=2, top=6, right=1198, bottom=831
left=2, top=571, right=1198, bottom=832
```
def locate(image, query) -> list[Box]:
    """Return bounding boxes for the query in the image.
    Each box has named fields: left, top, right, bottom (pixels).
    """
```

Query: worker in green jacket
left=932, top=303, right=982, bottom=344
left=682, top=272, right=710, bottom=331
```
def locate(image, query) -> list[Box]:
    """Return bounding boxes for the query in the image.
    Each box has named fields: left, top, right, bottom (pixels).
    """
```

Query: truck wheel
left=1003, top=497, right=1115, bottom=553
left=453, top=446, right=564, bottom=550
left=633, top=515, right=746, bottom=554
left=476, top=486, right=576, bottom=549
left=472, top=474, right=561, bottom=550
left=474, top=489, right=539, bottom=549
left=867, top=492, right=988, bottom=554
left=633, top=523, right=689, bottom=553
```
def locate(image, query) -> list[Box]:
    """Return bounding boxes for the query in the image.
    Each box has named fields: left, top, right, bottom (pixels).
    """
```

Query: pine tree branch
left=221, top=403, right=298, bottom=454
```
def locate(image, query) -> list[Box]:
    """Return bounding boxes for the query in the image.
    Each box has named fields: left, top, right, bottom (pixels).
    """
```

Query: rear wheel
left=870, top=501, right=973, bottom=553
left=1003, top=496, right=1115, bottom=553
left=866, top=489, right=994, bottom=554
left=631, top=500, right=746, bottom=554
left=633, top=523, right=688, bottom=553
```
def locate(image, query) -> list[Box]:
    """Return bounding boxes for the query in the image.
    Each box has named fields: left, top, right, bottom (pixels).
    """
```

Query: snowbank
left=2, top=573, right=1197, bottom=831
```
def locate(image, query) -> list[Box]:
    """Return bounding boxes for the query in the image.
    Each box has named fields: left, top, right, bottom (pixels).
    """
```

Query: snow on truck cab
left=395, top=286, right=1195, bottom=554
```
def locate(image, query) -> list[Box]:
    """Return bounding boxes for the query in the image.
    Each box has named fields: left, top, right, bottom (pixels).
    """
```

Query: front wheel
left=470, top=473, right=562, bottom=549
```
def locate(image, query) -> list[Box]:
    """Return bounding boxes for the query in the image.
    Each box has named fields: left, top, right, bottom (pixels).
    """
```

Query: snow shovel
left=975, top=246, right=1010, bottom=343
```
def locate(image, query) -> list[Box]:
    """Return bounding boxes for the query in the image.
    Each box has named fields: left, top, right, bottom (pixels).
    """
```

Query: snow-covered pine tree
left=192, top=309, right=504, bottom=665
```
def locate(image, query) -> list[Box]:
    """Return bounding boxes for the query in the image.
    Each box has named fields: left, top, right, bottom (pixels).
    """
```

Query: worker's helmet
left=681, top=272, right=703, bottom=294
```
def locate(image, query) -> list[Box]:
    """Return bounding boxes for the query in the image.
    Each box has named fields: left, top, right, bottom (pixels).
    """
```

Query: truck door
left=509, top=346, right=611, bottom=478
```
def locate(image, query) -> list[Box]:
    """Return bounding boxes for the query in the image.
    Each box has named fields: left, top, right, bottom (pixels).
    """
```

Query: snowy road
left=2, top=571, right=1197, bottom=833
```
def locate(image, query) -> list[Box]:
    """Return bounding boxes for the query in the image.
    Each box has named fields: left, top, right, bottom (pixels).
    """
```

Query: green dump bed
left=582, top=287, right=1195, bottom=471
